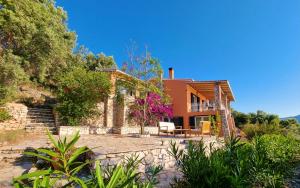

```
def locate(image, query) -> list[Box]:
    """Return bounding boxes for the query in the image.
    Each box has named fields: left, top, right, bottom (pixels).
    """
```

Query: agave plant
left=13, top=132, right=162, bottom=188
left=87, top=155, right=162, bottom=188
left=13, top=131, right=91, bottom=187
left=13, top=169, right=59, bottom=188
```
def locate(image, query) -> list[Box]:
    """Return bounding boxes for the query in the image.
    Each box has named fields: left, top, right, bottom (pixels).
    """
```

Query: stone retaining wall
left=59, top=126, right=159, bottom=136
left=92, top=141, right=185, bottom=188
left=59, top=126, right=90, bottom=135
left=113, top=126, right=159, bottom=135
left=59, top=126, right=113, bottom=135
left=0, top=103, right=28, bottom=130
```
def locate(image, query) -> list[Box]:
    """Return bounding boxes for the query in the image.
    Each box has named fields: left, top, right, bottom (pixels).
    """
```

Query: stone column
left=224, top=94, right=228, bottom=111
left=214, top=83, right=230, bottom=138
left=214, top=83, right=222, bottom=110
left=105, top=73, right=116, bottom=128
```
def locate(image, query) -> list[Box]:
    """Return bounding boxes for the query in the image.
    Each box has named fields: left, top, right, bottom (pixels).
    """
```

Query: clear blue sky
left=56, top=0, right=300, bottom=117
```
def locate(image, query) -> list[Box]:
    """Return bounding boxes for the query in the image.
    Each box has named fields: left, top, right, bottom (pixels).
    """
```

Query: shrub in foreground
left=13, top=131, right=161, bottom=188
left=169, top=134, right=300, bottom=188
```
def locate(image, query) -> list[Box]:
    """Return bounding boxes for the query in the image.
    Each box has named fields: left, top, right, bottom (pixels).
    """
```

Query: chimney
left=169, top=67, right=174, bottom=79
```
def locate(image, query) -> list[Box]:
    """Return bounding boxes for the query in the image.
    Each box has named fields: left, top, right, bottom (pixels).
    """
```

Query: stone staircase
left=25, top=107, right=57, bottom=134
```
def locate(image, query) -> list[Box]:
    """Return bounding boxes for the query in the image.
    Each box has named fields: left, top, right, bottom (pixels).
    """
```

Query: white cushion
left=159, top=122, right=175, bottom=132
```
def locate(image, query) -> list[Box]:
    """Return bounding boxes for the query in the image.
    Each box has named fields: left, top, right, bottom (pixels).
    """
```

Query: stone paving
left=0, top=133, right=221, bottom=187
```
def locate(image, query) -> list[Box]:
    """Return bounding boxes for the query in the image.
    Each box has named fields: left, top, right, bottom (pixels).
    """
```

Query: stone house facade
left=163, top=68, right=236, bottom=137
left=59, top=68, right=159, bottom=135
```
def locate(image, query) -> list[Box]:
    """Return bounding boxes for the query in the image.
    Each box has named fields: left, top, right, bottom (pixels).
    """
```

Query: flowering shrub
left=129, top=93, right=173, bottom=131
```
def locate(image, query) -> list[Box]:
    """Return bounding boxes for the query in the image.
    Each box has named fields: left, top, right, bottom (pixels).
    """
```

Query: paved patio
left=0, top=133, right=221, bottom=187
left=0, top=133, right=221, bottom=154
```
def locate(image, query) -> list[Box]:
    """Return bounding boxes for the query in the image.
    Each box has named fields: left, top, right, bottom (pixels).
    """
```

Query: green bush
left=13, top=132, right=161, bottom=188
left=0, top=108, right=12, bottom=122
left=56, top=67, right=111, bottom=126
left=169, top=135, right=300, bottom=188
left=259, top=134, right=300, bottom=171
left=169, top=138, right=245, bottom=188
left=0, top=55, right=28, bottom=104
left=242, top=123, right=284, bottom=139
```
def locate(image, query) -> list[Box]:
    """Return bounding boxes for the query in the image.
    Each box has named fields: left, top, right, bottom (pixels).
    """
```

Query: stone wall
left=92, top=141, right=185, bottom=188
left=59, top=126, right=113, bottom=136
left=0, top=103, right=28, bottom=130
left=59, top=126, right=90, bottom=135
left=220, top=110, right=230, bottom=138
left=114, top=94, right=136, bottom=128
left=113, top=126, right=159, bottom=135
left=89, top=127, right=113, bottom=134
left=83, top=102, right=105, bottom=127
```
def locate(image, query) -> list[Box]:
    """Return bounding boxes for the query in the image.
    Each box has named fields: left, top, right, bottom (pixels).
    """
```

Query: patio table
left=174, top=129, right=190, bottom=138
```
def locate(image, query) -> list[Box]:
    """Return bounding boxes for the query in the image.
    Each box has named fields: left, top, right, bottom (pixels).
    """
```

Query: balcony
left=190, top=103, right=216, bottom=112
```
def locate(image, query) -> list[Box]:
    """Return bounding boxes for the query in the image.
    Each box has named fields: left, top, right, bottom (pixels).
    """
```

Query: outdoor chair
left=189, top=123, right=201, bottom=137
left=158, top=122, right=183, bottom=136
left=201, top=121, right=211, bottom=136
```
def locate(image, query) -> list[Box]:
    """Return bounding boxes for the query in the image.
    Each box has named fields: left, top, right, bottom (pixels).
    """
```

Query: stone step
left=27, top=113, right=53, bottom=116
left=27, top=119, right=55, bottom=123
left=26, top=116, right=54, bottom=120
left=28, top=107, right=52, bottom=110
left=26, top=122, right=56, bottom=127
left=27, top=113, right=54, bottom=116
left=25, top=126, right=56, bottom=130
left=25, top=127, right=57, bottom=133
left=27, top=112, right=53, bottom=116
left=28, top=110, right=53, bottom=113
left=27, top=115, right=54, bottom=118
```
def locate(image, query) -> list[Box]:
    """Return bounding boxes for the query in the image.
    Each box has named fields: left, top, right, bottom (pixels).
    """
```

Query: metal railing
left=191, top=103, right=201, bottom=112
left=190, top=103, right=217, bottom=112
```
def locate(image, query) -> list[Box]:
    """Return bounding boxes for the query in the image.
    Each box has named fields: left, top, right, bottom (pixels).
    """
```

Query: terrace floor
left=0, top=133, right=221, bottom=187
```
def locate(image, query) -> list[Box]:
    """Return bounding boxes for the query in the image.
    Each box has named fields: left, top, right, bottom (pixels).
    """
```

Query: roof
left=97, top=68, right=143, bottom=82
left=188, top=80, right=235, bottom=101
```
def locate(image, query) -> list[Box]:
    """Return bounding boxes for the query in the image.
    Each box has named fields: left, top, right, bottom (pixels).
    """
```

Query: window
left=172, top=116, right=184, bottom=128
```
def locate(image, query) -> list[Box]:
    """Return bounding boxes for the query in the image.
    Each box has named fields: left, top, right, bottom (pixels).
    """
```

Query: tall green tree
left=121, top=43, right=165, bottom=134
left=56, top=66, right=111, bottom=126
left=121, top=43, right=163, bottom=95
left=0, top=52, right=28, bottom=104
left=0, top=0, right=76, bottom=84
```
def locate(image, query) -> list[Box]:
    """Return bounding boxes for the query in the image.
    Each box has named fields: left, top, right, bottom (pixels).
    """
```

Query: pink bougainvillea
left=129, top=92, right=173, bottom=127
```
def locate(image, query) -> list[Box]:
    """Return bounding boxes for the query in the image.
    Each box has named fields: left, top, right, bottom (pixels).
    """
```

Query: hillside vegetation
left=0, top=0, right=117, bottom=104
left=233, top=110, right=300, bottom=140
left=282, top=115, right=300, bottom=123
left=0, top=0, right=121, bottom=125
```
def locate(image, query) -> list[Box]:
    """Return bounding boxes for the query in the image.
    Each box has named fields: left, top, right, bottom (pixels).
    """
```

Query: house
left=61, top=68, right=162, bottom=135
left=163, top=68, right=236, bottom=137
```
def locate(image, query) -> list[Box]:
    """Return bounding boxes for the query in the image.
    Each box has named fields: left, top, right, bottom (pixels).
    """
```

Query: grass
left=0, top=108, right=12, bottom=122
left=0, top=130, right=28, bottom=145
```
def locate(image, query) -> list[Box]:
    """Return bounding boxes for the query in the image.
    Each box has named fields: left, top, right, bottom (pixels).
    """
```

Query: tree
left=233, top=110, right=281, bottom=128
left=121, top=43, right=166, bottom=134
left=121, top=43, right=163, bottom=94
left=0, top=52, right=28, bottom=104
left=85, top=52, right=117, bottom=71
left=56, top=67, right=111, bottom=126
left=129, top=92, right=173, bottom=131
left=280, top=119, right=299, bottom=128
left=232, top=110, right=249, bottom=128
left=0, top=0, right=76, bottom=84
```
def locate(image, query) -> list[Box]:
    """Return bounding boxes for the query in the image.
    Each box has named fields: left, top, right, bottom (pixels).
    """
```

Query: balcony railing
left=191, top=103, right=200, bottom=112
left=190, top=103, right=217, bottom=112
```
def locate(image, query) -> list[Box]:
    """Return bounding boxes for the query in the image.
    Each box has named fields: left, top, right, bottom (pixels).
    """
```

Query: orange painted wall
left=163, top=79, right=188, bottom=116
left=164, top=79, right=212, bottom=128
